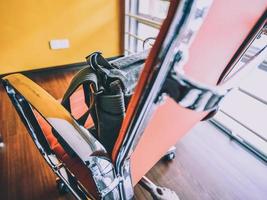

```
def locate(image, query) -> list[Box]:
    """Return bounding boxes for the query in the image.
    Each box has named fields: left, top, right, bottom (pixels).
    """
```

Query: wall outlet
left=49, top=39, right=70, bottom=50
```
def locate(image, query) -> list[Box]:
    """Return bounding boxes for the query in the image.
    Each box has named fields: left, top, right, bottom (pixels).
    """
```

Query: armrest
left=2, top=74, right=106, bottom=162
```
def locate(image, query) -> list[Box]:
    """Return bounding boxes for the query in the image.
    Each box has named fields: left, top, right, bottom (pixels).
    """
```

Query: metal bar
left=125, top=0, right=131, bottom=54
left=126, top=13, right=162, bottom=29
left=133, top=1, right=139, bottom=52
left=138, top=13, right=164, bottom=24
left=128, top=0, right=139, bottom=53
left=124, top=49, right=134, bottom=54
left=125, top=32, right=145, bottom=42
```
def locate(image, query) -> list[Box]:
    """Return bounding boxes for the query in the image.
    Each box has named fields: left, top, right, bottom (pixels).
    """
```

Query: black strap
left=61, top=67, right=100, bottom=125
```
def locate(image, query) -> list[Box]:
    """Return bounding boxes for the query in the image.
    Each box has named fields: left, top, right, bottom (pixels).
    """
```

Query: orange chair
left=2, top=0, right=266, bottom=199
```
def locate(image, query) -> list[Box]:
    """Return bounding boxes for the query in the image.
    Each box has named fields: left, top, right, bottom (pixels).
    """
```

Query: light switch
left=49, top=39, right=70, bottom=50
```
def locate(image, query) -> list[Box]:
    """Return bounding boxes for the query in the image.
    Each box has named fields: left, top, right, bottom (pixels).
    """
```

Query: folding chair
left=2, top=0, right=266, bottom=199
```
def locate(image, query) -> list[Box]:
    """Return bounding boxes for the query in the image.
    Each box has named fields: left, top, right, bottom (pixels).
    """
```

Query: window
left=124, top=0, right=169, bottom=54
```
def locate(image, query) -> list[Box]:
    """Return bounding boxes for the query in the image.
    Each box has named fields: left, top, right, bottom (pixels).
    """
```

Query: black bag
left=61, top=50, right=149, bottom=154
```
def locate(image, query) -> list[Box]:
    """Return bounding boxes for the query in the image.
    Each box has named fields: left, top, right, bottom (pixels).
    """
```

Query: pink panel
left=131, top=0, right=266, bottom=185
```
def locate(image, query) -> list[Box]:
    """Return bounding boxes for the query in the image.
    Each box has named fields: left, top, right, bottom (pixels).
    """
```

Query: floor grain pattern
left=0, top=68, right=267, bottom=200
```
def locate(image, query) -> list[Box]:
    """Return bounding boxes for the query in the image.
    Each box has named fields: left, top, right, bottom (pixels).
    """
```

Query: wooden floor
left=0, top=68, right=267, bottom=200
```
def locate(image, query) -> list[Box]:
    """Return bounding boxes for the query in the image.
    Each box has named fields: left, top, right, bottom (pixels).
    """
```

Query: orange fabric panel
left=130, top=100, right=206, bottom=184
left=69, top=89, right=88, bottom=119
left=68, top=89, right=94, bottom=128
